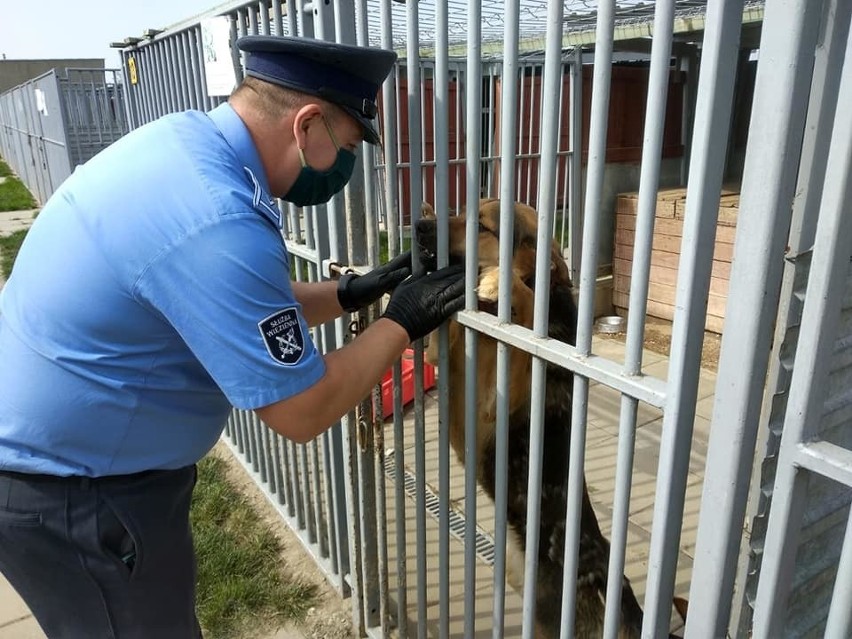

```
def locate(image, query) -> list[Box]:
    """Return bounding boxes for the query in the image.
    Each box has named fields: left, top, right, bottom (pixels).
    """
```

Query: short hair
left=230, top=76, right=345, bottom=123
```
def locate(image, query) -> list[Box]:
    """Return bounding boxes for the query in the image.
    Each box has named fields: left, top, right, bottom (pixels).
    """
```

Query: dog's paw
left=476, top=266, right=501, bottom=303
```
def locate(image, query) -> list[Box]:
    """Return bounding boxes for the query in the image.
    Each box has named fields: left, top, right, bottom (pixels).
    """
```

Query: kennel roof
left=364, top=0, right=765, bottom=58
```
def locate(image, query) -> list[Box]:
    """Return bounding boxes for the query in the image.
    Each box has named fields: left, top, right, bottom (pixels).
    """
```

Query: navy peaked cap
left=236, top=35, right=397, bottom=145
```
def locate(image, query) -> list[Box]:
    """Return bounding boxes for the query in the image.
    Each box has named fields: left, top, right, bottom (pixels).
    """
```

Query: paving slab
left=0, top=576, right=44, bottom=639
left=0, top=209, right=39, bottom=236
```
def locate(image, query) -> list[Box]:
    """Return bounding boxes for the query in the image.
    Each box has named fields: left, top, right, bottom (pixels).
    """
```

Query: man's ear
left=292, top=103, right=323, bottom=148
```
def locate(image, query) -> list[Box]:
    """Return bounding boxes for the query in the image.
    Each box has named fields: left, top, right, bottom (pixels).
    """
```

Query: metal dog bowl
left=595, top=315, right=625, bottom=334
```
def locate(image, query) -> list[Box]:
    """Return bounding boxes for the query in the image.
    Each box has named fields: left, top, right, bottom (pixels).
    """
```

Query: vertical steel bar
left=259, top=0, right=270, bottom=34
left=568, top=47, right=583, bottom=284
left=90, top=70, right=108, bottom=147
left=233, top=11, right=247, bottom=82
left=250, top=413, right=262, bottom=473
left=402, top=2, right=427, bottom=636
left=194, top=26, right=213, bottom=111
left=288, top=440, right=305, bottom=529
left=555, top=59, right=568, bottom=250
left=376, top=2, right=407, bottom=629
left=299, top=443, right=317, bottom=542
left=152, top=42, right=169, bottom=117
left=162, top=40, right=179, bottom=113
left=187, top=30, right=204, bottom=111
left=641, top=0, right=745, bottom=634
left=177, top=33, right=192, bottom=111
left=604, top=3, right=675, bottom=637
left=561, top=2, right=615, bottom=635
left=463, top=2, right=482, bottom=635
left=134, top=50, right=151, bottom=125
left=320, top=430, right=341, bottom=576
left=492, top=1, right=521, bottom=635
left=515, top=61, right=526, bottom=202
left=685, top=0, right=823, bottom=634
left=520, top=0, right=564, bottom=635
left=751, top=24, right=852, bottom=633
left=137, top=47, right=153, bottom=122
left=234, top=404, right=245, bottom=454
left=248, top=3, right=258, bottom=34
left=179, top=32, right=196, bottom=111
left=824, top=510, right=852, bottom=637
left=433, top=0, right=451, bottom=635
left=282, top=438, right=296, bottom=517
left=287, top=0, right=298, bottom=36
left=269, top=430, right=283, bottom=504
left=238, top=7, right=249, bottom=40
left=678, top=50, right=696, bottom=186
left=273, top=0, right=283, bottom=35
left=527, top=63, right=539, bottom=205
left=454, top=65, right=462, bottom=213
left=243, top=411, right=255, bottom=468
left=309, top=440, right=326, bottom=554
left=357, top=0, right=390, bottom=626
left=64, top=72, right=83, bottom=168
left=271, top=432, right=285, bottom=504
left=730, top=2, right=851, bottom=630
left=257, top=417, right=268, bottom=482
left=169, top=37, right=187, bottom=111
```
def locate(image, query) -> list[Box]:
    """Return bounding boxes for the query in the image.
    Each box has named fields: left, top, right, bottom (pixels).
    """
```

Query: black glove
left=381, top=264, right=466, bottom=342
left=337, top=251, right=412, bottom=313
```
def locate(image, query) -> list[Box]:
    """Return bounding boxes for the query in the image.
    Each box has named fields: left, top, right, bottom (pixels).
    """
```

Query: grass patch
left=191, top=456, right=318, bottom=638
left=0, top=176, right=37, bottom=212
left=0, top=158, right=13, bottom=177
left=0, top=229, right=28, bottom=279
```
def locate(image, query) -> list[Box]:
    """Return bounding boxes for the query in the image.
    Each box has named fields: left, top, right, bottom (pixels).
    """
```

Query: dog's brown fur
left=418, top=199, right=685, bottom=638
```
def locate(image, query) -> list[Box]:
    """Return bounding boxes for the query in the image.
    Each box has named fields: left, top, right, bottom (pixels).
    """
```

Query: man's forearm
left=255, top=318, right=410, bottom=442
left=291, top=280, right=343, bottom=326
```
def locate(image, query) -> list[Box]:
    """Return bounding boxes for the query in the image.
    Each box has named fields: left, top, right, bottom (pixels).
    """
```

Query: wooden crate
left=612, top=186, right=740, bottom=334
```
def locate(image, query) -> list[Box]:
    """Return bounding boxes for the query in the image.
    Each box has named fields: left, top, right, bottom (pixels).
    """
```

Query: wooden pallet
left=612, top=186, right=740, bottom=334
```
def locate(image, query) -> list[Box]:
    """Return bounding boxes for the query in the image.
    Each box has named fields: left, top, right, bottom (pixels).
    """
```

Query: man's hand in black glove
left=337, top=251, right=413, bottom=313
left=381, top=264, right=466, bottom=342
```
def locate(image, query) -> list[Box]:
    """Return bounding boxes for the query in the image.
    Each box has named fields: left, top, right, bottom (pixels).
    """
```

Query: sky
left=0, top=0, right=220, bottom=69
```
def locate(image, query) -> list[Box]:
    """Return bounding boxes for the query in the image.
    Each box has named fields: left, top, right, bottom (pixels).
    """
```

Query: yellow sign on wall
left=128, top=57, right=138, bottom=85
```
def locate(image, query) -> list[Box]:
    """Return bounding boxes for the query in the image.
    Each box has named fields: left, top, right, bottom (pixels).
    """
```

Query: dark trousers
left=0, top=465, right=202, bottom=638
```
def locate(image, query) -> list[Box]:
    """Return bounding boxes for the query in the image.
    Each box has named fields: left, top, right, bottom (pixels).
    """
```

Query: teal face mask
left=284, top=116, right=356, bottom=207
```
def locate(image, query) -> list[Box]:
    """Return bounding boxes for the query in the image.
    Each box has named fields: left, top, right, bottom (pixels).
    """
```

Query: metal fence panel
left=59, top=69, right=127, bottom=169
left=0, top=68, right=127, bottom=204
left=747, top=18, right=852, bottom=628
left=0, top=71, right=68, bottom=204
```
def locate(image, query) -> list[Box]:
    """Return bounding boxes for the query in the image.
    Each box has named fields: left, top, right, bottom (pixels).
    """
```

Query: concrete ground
left=382, top=336, right=713, bottom=637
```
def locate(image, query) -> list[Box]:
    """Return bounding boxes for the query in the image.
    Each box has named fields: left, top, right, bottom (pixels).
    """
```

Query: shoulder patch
left=258, top=308, right=306, bottom=366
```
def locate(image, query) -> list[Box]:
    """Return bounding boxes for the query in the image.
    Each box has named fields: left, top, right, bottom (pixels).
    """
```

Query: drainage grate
left=384, top=450, right=496, bottom=566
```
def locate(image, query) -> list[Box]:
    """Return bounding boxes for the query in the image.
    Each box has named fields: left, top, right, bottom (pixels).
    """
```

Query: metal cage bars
left=109, top=0, right=852, bottom=636
left=686, top=0, right=839, bottom=634
left=748, top=7, right=852, bottom=634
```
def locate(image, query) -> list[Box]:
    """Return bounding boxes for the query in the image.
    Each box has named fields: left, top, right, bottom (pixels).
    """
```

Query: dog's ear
left=514, top=243, right=538, bottom=290
left=421, top=201, right=436, bottom=219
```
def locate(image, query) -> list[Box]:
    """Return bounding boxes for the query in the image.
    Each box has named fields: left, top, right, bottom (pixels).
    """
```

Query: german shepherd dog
left=417, top=199, right=685, bottom=638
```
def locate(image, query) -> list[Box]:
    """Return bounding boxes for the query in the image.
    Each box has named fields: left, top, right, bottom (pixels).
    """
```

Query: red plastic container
left=377, top=349, right=436, bottom=419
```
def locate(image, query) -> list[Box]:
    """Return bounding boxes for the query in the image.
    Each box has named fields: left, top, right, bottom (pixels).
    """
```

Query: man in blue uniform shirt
left=0, top=35, right=463, bottom=637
